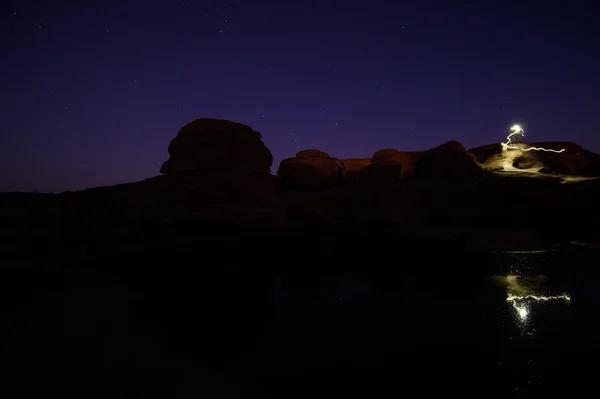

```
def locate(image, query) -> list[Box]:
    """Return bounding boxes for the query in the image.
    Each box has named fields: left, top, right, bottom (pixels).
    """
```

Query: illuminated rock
left=277, top=150, right=345, bottom=191
left=468, top=143, right=503, bottom=163
left=512, top=152, right=541, bottom=169
left=340, top=158, right=371, bottom=180
left=295, top=149, right=330, bottom=159
left=470, top=133, right=600, bottom=177
left=359, top=149, right=405, bottom=182
left=532, top=141, right=599, bottom=175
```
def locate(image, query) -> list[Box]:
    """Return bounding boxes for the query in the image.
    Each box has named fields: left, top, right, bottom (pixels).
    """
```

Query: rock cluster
left=412, top=140, right=489, bottom=179
left=277, top=149, right=345, bottom=191
left=275, top=140, right=492, bottom=190
left=5, top=117, right=600, bottom=236
left=150, top=118, right=286, bottom=224
left=469, top=141, right=600, bottom=177
left=359, top=149, right=407, bottom=183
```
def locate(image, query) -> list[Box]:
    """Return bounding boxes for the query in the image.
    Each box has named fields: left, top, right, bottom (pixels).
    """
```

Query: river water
left=241, top=243, right=600, bottom=396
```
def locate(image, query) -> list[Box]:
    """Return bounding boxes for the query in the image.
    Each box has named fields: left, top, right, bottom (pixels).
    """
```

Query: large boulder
left=532, top=142, right=598, bottom=176
left=151, top=118, right=285, bottom=225
left=277, top=150, right=345, bottom=191
left=295, top=149, right=330, bottom=159
left=125, top=172, right=286, bottom=224
left=512, top=150, right=542, bottom=169
left=468, top=143, right=503, bottom=163
left=340, top=158, right=371, bottom=181
left=160, top=118, right=273, bottom=174
left=360, top=149, right=405, bottom=182
left=413, top=141, right=489, bottom=179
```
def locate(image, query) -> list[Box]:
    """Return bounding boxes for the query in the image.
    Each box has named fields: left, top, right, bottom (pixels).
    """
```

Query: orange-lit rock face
left=343, top=150, right=424, bottom=181
left=468, top=143, right=503, bottom=164
left=278, top=150, right=345, bottom=191
left=341, top=158, right=371, bottom=180
left=373, top=149, right=424, bottom=177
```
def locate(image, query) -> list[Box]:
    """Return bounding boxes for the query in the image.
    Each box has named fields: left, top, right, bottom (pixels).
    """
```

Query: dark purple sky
left=1, top=0, right=598, bottom=192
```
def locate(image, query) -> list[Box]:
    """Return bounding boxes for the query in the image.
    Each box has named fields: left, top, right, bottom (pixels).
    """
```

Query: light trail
left=506, top=294, right=571, bottom=321
left=501, top=125, right=565, bottom=153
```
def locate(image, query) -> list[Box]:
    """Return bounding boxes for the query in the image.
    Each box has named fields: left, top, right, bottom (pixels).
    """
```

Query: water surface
left=247, top=244, right=600, bottom=395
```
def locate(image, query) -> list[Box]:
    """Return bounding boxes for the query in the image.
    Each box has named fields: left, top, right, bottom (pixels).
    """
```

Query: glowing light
left=506, top=294, right=571, bottom=321
left=501, top=124, right=565, bottom=153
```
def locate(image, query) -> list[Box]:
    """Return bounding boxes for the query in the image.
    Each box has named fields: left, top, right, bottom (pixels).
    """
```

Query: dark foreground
left=1, top=223, right=599, bottom=397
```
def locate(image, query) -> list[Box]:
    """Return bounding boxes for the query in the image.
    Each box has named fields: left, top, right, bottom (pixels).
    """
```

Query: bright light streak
left=506, top=294, right=571, bottom=321
left=501, top=124, right=565, bottom=153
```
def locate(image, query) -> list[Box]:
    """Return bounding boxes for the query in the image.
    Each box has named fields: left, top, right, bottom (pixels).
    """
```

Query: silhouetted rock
left=531, top=141, right=598, bottom=175
left=281, top=189, right=350, bottom=223
left=340, top=158, right=371, bottom=180
left=127, top=172, right=286, bottom=224
left=359, top=149, right=405, bottom=183
left=581, top=161, right=600, bottom=177
left=413, top=141, right=489, bottom=178
left=295, top=149, right=330, bottom=159
left=468, top=143, right=503, bottom=163
left=277, top=150, right=345, bottom=191
left=148, top=118, right=286, bottom=225
left=160, top=118, right=272, bottom=174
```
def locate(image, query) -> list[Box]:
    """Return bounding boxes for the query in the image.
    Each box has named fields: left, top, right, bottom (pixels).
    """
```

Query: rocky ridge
left=1, top=118, right=600, bottom=256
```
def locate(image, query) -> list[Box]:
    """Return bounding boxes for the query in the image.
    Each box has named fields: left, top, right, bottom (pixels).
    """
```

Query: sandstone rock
left=532, top=141, right=595, bottom=175
left=584, top=149, right=600, bottom=163
left=428, top=140, right=466, bottom=153
left=160, top=118, right=273, bottom=174
left=512, top=153, right=539, bottom=169
left=581, top=162, right=600, bottom=177
left=468, top=143, right=503, bottom=163
left=277, top=150, right=345, bottom=191
left=127, top=172, right=286, bottom=225
left=360, top=149, right=405, bottom=182
left=340, top=158, right=371, bottom=180
left=413, top=141, right=489, bottom=179
left=152, top=118, right=285, bottom=225
left=296, top=149, right=330, bottom=159
left=281, top=189, right=350, bottom=223
left=371, top=148, right=405, bottom=165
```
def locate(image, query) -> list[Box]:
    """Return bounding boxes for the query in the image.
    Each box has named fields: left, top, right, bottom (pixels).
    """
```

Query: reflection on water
left=493, top=274, right=571, bottom=334
left=507, top=294, right=571, bottom=322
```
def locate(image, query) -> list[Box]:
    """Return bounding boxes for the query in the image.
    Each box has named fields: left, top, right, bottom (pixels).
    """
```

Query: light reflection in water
left=507, top=294, right=571, bottom=322
left=492, top=274, right=571, bottom=333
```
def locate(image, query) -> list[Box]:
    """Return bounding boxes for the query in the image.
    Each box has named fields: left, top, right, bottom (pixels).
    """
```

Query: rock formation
left=532, top=142, right=599, bottom=176
left=469, top=141, right=600, bottom=177
left=277, top=149, right=345, bottom=191
left=468, top=143, right=502, bottom=164
left=2, top=117, right=600, bottom=250
left=340, top=158, right=371, bottom=180
left=413, top=140, right=490, bottom=179
left=359, top=149, right=406, bottom=183
left=160, top=118, right=273, bottom=174
left=147, top=118, right=286, bottom=225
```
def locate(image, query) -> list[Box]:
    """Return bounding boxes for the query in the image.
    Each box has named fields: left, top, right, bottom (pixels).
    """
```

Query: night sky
left=1, top=0, right=598, bottom=192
